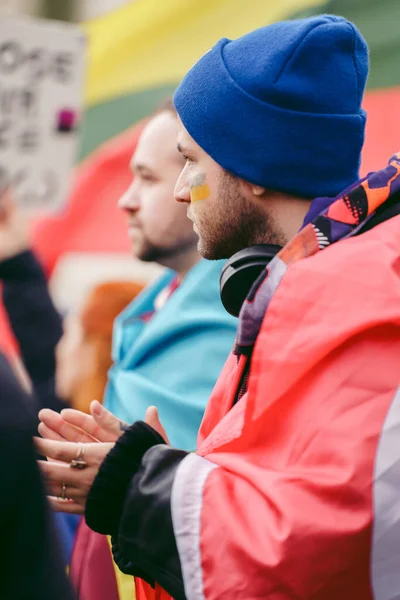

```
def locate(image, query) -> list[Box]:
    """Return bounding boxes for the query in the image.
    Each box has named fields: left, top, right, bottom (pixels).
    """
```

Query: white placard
left=0, top=16, right=86, bottom=213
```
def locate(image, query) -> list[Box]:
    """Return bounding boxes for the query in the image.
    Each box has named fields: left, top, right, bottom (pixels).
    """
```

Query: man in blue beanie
left=173, top=13, right=369, bottom=258
left=35, top=15, right=400, bottom=600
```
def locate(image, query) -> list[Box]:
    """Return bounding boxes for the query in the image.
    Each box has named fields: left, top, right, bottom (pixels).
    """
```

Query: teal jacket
left=104, top=259, right=237, bottom=450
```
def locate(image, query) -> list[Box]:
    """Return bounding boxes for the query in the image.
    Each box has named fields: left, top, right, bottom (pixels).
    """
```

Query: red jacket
left=86, top=210, right=400, bottom=599
left=188, top=214, right=400, bottom=599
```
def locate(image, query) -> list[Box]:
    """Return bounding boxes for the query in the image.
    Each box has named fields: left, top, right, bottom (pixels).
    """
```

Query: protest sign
left=0, top=16, right=86, bottom=213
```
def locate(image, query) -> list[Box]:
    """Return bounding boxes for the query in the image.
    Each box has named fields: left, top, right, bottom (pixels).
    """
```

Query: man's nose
left=118, top=183, right=140, bottom=212
left=174, top=180, right=191, bottom=204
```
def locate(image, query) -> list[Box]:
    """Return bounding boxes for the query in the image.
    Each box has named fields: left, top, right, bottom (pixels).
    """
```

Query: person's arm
left=85, top=432, right=186, bottom=599
left=0, top=193, right=65, bottom=411
left=84, top=328, right=400, bottom=600
left=83, top=423, right=371, bottom=600
left=0, top=354, right=75, bottom=600
left=0, top=251, right=62, bottom=377
left=0, top=250, right=66, bottom=412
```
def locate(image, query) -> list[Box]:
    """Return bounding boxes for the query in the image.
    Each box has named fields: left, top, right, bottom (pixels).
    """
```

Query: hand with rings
left=35, top=400, right=169, bottom=513
left=35, top=437, right=114, bottom=513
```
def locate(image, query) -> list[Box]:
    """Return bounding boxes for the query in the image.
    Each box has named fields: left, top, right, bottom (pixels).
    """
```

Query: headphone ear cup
left=220, top=244, right=281, bottom=317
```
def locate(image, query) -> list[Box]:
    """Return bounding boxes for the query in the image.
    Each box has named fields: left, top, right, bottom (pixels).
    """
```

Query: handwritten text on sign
left=0, top=17, right=86, bottom=213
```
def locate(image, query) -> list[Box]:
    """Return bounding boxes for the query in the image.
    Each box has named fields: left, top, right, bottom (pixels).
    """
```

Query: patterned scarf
left=236, top=153, right=400, bottom=354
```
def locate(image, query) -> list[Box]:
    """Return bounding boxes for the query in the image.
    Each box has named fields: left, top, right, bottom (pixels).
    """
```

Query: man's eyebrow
left=129, top=162, right=151, bottom=173
left=177, top=142, right=187, bottom=155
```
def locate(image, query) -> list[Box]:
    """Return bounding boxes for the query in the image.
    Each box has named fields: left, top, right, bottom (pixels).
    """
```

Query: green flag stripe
left=79, top=84, right=177, bottom=160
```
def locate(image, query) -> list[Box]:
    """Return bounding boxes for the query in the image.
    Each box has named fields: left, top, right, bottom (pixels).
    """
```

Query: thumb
left=145, top=406, right=170, bottom=444
left=90, top=400, right=126, bottom=439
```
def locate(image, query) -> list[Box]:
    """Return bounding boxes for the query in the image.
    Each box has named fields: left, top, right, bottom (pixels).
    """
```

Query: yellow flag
left=83, top=0, right=325, bottom=107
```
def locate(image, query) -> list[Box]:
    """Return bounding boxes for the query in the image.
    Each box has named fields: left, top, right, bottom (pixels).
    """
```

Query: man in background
left=102, top=100, right=236, bottom=448
left=63, top=100, right=237, bottom=599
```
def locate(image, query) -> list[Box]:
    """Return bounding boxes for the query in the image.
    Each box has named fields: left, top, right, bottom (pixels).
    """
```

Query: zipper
left=233, top=354, right=251, bottom=405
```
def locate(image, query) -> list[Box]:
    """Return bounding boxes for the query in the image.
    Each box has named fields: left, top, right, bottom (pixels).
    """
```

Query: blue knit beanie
left=174, top=15, right=369, bottom=199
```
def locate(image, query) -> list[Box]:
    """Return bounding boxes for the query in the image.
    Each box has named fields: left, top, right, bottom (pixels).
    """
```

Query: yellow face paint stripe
left=190, top=183, right=210, bottom=202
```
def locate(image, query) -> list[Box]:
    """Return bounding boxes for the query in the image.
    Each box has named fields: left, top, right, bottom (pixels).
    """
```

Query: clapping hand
left=38, top=400, right=169, bottom=444
left=35, top=401, right=169, bottom=514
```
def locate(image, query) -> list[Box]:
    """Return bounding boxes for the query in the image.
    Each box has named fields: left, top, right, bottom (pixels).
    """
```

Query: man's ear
left=239, top=179, right=266, bottom=198
left=251, top=185, right=266, bottom=196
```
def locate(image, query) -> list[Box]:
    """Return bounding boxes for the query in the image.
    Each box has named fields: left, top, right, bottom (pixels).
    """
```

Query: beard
left=192, top=171, right=286, bottom=260
left=132, top=234, right=196, bottom=264
left=135, top=240, right=175, bottom=263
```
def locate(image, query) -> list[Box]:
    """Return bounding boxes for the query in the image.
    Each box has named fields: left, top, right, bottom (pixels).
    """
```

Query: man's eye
left=183, top=155, right=194, bottom=164
left=141, top=174, right=156, bottom=183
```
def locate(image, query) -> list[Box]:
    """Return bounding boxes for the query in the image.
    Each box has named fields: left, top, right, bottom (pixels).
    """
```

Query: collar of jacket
left=235, top=153, right=400, bottom=355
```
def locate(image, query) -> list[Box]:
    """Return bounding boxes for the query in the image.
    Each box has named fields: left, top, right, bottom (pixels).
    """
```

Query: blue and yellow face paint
left=190, top=173, right=210, bottom=203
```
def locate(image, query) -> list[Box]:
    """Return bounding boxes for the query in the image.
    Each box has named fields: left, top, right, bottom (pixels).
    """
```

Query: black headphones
left=220, top=244, right=282, bottom=317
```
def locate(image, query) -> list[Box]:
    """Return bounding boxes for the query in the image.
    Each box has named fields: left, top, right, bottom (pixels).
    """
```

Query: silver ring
left=61, top=482, right=67, bottom=500
left=70, top=443, right=88, bottom=470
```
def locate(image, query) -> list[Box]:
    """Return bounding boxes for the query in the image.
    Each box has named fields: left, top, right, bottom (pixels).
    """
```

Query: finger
left=61, top=406, right=116, bottom=443
left=90, top=401, right=126, bottom=440
left=38, top=422, right=64, bottom=442
left=39, top=409, right=99, bottom=443
left=36, top=433, right=65, bottom=464
left=42, top=475, right=85, bottom=499
left=34, top=436, right=92, bottom=464
left=145, top=406, right=170, bottom=444
left=36, top=426, right=65, bottom=464
left=43, top=480, right=86, bottom=500
left=48, top=497, right=84, bottom=515
left=38, top=458, right=90, bottom=487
